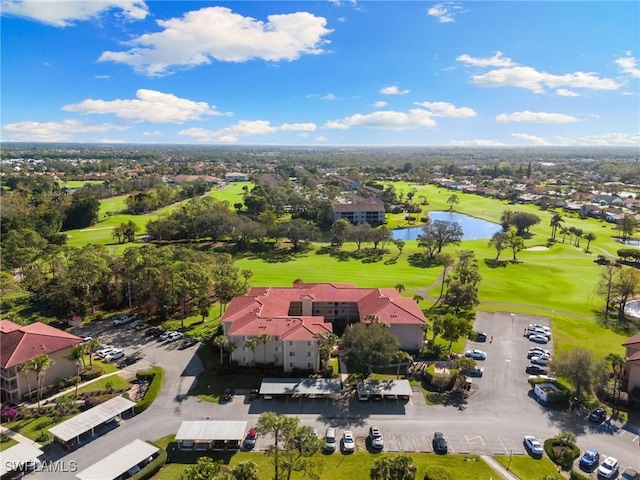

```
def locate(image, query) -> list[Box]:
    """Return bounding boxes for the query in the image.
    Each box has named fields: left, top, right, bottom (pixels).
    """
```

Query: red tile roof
left=0, top=319, right=82, bottom=369
left=623, top=331, right=640, bottom=349
left=222, top=283, right=426, bottom=341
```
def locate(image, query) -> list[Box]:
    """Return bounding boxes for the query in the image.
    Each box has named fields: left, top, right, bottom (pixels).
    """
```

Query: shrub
left=134, top=367, right=164, bottom=414
left=1, top=407, right=18, bottom=422
left=569, top=471, right=589, bottom=480
left=544, top=437, right=580, bottom=470
left=423, top=465, right=453, bottom=480
left=129, top=441, right=167, bottom=480
left=80, top=365, right=104, bottom=381
left=84, top=397, right=98, bottom=408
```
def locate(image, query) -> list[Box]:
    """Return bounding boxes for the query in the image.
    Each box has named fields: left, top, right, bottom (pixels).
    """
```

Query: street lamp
left=507, top=449, right=512, bottom=471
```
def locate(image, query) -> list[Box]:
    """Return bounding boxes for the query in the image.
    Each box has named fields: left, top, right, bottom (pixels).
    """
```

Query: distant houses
left=224, top=172, right=249, bottom=182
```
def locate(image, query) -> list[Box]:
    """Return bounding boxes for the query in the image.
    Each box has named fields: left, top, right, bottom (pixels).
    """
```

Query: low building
left=221, top=283, right=426, bottom=372
left=623, top=332, right=640, bottom=394
left=175, top=421, right=247, bottom=451
left=0, top=319, right=82, bottom=403
left=225, top=172, right=249, bottom=182
left=333, top=195, right=385, bottom=225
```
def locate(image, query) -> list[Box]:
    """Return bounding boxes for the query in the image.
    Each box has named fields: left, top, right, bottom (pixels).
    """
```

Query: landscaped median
left=134, top=366, right=164, bottom=414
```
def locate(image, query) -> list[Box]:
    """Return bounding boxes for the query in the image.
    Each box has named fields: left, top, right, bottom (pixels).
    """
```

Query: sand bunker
left=525, top=246, right=549, bottom=251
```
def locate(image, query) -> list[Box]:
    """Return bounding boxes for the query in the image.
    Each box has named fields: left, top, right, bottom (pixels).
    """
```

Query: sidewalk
left=480, top=455, right=522, bottom=480
left=0, top=426, right=42, bottom=448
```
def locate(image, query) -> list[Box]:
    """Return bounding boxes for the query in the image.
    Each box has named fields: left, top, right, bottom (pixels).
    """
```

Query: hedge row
left=129, top=441, right=167, bottom=480
left=569, top=470, right=589, bottom=480
left=423, top=466, right=453, bottom=480
left=543, top=438, right=580, bottom=470
left=134, top=367, right=164, bottom=414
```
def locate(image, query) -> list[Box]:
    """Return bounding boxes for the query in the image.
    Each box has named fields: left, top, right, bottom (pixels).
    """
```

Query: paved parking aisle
left=385, top=433, right=401, bottom=452
left=413, top=433, right=432, bottom=452
left=398, top=433, right=417, bottom=452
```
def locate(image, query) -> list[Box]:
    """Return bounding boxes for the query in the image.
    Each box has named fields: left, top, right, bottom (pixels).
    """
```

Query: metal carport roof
left=75, top=439, right=158, bottom=480
left=0, top=443, right=44, bottom=475
left=175, top=421, right=247, bottom=442
left=49, top=396, right=136, bottom=442
left=359, top=379, right=413, bottom=396
left=259, top=378, right=342, bottom=396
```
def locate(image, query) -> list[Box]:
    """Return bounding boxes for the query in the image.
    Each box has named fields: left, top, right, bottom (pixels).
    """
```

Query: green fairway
left=63, top=180, right=105, bottom=189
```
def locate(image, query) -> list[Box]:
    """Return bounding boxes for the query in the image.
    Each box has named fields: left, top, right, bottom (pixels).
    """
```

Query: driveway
left=28, top=313, right=640, bottom=478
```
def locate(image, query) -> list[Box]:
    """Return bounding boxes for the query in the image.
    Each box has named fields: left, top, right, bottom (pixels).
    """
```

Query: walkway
left=480, top=455, right=523, bottom=480
left=0, top=426, right=42, bottom=448
left=23, top=371, right=125, bottom=408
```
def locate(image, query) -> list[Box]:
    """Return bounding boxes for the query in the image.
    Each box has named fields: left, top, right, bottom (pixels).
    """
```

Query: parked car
left=244, top=428, right=258, bottom=450
left=117, top=352, right=143, bottom=368
left=369, top=426, right=384, bottom=450
left=597, top=457, right=619, bottom=479
left=159, top=330, right=173, bottom=341
left=464, top=349, right=487, bottom=360
left=530, top=356, right=550, bottom=366
left=579, top=449, right=600, bottom=472
left=588, top=407, right=606, bottom=423
left=342, top=431, right=355, bottom=453
left=179, top=337, right=198, bottom=349
left=523, top=435, right=543, bottom=457
left=145, top=327, right=162, bottom=337
left=475, top=332, right=487, bottom=342
left=95, top=346, right=115, bottom=358
left=528, top=347, right=551, bottom=356
left=128, top=319, right=144, bottom=330
left=82, top=336, right=93, bottom=343
left=113, top=315, right=135, bottom=326
left=529, top=323, right=551, bottom=333
left=525, top=364, right=548, bottom=375
left=222, top=388, right=234, bottom=403
left=432, top=432, right=448, bottom=454
left=166, top=331, right=184, bottom=342
left=104, top=349, right=125, bottom=362
left=324, top=428, right=336, bottom=453
left=466, top=366, right=484, bottom=377
left=528, top=334, right=549, bottom=344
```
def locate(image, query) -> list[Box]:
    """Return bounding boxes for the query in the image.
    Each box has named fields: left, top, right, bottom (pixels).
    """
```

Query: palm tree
left=549, top=213, right=564, bottom=240
left=559, top=226, right=570, bottom=243
left=64, top=344, right=85, bottom=398
left=245, top=337, right=259, bottom=367
left=213, top=335, right=229, bottom=364
left=17, top=360, right=33, bottom=402
left=412, top=294, right=424, bottom=303
left=258, top=333, right=272, bottom=365
left=573, top=228, right=583, bottom=247
left=446, top=194, right=460, bottom=211
left=85, top=338, right=101, bottom=367
left=393, top=350, right=412, bottom=379
left=584, top=232, right=597, bottom=253
left=31, top=354, right=53, bottom=413
left=395, top=284, right=405, bottom=294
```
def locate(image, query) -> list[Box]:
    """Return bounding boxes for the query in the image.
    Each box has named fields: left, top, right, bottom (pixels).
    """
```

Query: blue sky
left=1, top=1, right=639, bottom=146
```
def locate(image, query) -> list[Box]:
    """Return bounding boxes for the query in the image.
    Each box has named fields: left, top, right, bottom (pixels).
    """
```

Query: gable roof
left=222, top=283, right=426, bottom=341
left=623, top=331, right=640, bottom=350
left=0, top=319, right=82, bottom=369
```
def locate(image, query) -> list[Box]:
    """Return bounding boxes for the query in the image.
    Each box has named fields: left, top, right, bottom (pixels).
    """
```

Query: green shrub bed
left=543, top=438, right=580, bottom=470
left=134, top=367, right=164, bottom=414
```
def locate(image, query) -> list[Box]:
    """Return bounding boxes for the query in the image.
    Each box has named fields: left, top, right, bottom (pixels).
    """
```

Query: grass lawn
left=92, top=359, right=120, bottom=374
left=60, top=374, right=130, bottom=400
left=0, top=436, right=19, bottom=451
left=493, top=454, right=559, bottom=480
left=63, top=180, right=105, bottom=189
left=160, top=312, right=222, bottom=341
left=4, top=413, right=76, bottom=446
left=153, top=451, right=498, bottom=480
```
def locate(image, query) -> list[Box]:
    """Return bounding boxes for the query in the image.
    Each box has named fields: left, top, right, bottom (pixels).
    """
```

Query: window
left=242, top=357, right=246, bottom=363
left=289, top=351, right=296, bottom=357
left=274, top=356, right=280, bottom=364
left=307, top=363, right=313, bottom=368
left=289, top=362, right=294, bottom=368
left=243, top=346, right=247, bottom=352
left=242, top=336, right=247, bottom=341
left=307, top=352, right=313, bottom=358
left=275, top=346, right=280, bottom=352
left=274, top=336, right=280, bottom=341
left=307, top=340, right=313, bottom=346
left=289, top=341, right=295, bottom=346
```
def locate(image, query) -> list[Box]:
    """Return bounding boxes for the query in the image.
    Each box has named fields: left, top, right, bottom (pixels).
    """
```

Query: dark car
left=244, top=428, right=258, bottom=450
left=222, top=388, right=234, bottom=403
left=432, top=432, right=448, bottom=454
left=118, top=352, right=143, bottom=368
left=589, top=408, right=606, bottom=423
left=475, top=332, right=487, bottom=342
left=178, top=337, right=197, bottom=350
left=525, top=364, right=548, bottom=375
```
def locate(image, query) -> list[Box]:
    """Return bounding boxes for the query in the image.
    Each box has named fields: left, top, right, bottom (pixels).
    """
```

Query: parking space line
left=633, top=435, right=639, bottom=444
left=465, top=435, right=485, bottom=450
left=496, top=436, right=508, bottom=455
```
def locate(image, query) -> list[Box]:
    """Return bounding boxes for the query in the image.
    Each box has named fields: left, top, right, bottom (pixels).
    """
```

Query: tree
left=559, top=226, right=570, bottom=243
left=446, top=194, right=459, bottom=211
left=213, top=335, right=229, bottom=364
left=453, top=356, right=476, bottom=381
left=17, top=361, right=33, bottom=401
left=229, top=461, right=260, bottom=480
left=607, top=353, right=625, bottom=416
left=393, top=239, right=405, bottom=255
left=370, top=455, right=416, bottom=480
left=510, top=212, right=541, bottom=235
left=259, top=333, right=272, bottom=365
left=442, top=250, right=481, bottom=312
left=395, top=284, right=405, bottom=294
left=85, top=338, right=101, bottom=367
left=597, top=263, right=620, bottom=322
left=488, top=231, right=509, bottom=260
left=256, top=412, right=300, bottom=480
left=549, top=348, right=607, bottom=398
left=423, top=466, right=453, bottom=480
left=417, top=221, right=463, bottom=258
left=394, top=350, right=412, bottom=379
left=617, top=214, right=638, bottom=242
left=181, top=457, right=222, bottom=480
left=31, top=354, right=53, bottom=413
left=314, top=332, right=338, bottom=372
left=330, top=218, right=351, bottom=248
left=349, top=223, right=374, bottom=250
left=613, top=266, right=640, bottom=323
left=63, top=192, right=100, bottom=229
left=64, top=344, right=85, bottom=398
left=280, top=425, right=324, bottom=480
left=245, top=337, right=259, bottom=367
left=279, top=218, right=319, bottom=251
left=549, top=213, right=564, bottom=240
left=342, top=322, right=399, bottom=373
left=584, top=232, right=597, bottom=253
left=441, top=314, right=473, bottom=349
left=507, top=230, right=525, bottom=261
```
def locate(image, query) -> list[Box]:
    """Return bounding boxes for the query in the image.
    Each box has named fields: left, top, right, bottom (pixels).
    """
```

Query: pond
left=392, top=211, right=502, bottom=241
left=625, top=300, right=640, bottom=319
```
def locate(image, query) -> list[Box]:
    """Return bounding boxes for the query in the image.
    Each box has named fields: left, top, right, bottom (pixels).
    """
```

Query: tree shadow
left=483, top=259, right=508, bottom=268
left=407, top=253, right=441, bottom=269
left=240, top=244, right=312, bottom=263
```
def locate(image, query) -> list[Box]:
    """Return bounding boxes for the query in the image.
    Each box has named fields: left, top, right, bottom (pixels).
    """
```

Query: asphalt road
left=28, top=313, right=640, bottom=479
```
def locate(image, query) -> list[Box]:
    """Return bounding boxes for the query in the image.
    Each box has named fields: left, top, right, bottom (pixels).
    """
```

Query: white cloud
left=447, top=139, right=506, bottom=146
left=98, top=6, right=332, bottom=76
left=556, top=132, right=640, bottom=146
left=615, top=52, right=640, bottom=78
left=1, top=0, right=148, bottom=27
left=63, top=89, right=230, bottom=123
left=372, top=101, right=388, bottom=108
left=556, top=88, right=580, bottom=97
left=495, top=111, right=579, bottom=124
left=427, top=3, right=466, bottom=23
left=455, top=51, right=516, bottom=68
left=143, top=130, right=160, bottom=136
left=414, top=101, right=476, bottom=118
left=511, top=133, right=551, bottom=145
left=95, top=74, right=111, bottom=80
left=471, top=66, right=621, bottom=93
left=380, top=86, right=410, bottom=95
left=323, top=109, right=437, bottom=131
left=178, top=120, right=316, bottom=143
left=2, top=119, right=127, bottom=142
left=322, top=93, right=338, bottom=100
left=315, top=136, right=328, bottom=142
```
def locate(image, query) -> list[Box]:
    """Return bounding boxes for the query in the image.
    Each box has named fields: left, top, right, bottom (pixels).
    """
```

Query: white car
left=95, top=346, right=114, bottom=358
left=523, top=435, right=543, bottom=457
left=369, top=426, right=384, bottom=450
left=528, top=334, right=549, bottom=344
left=113, top=315, right=135, bottom=326
left=597, top=457, right=619, bottom=479
left=464, top=349, right=487, bottom=360
left=167, top=331, right=184, bottom=342
left=159, top=331, right=174, bottom=341
left=530, top=356, right=550, bottom=366
left=104, top=349, right=125, bottom=362
left=342, top=430, right=355, bottom=452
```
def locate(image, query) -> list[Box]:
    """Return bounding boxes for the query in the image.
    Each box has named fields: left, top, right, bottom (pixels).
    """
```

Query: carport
left=357, top=379, right=413, bottom=400
left=0, top=442, right=44, bottom=476
left=75, top=439, right=159, bottom=480
left=259, top=378, right=342, bottom=399
left=175, top=420, right=247, bottom=451
left=49, top=396, right=136, bottom=449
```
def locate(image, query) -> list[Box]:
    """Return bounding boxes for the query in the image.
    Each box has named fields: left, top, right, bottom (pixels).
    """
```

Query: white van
left=324, top=427, right=336, bottom=452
